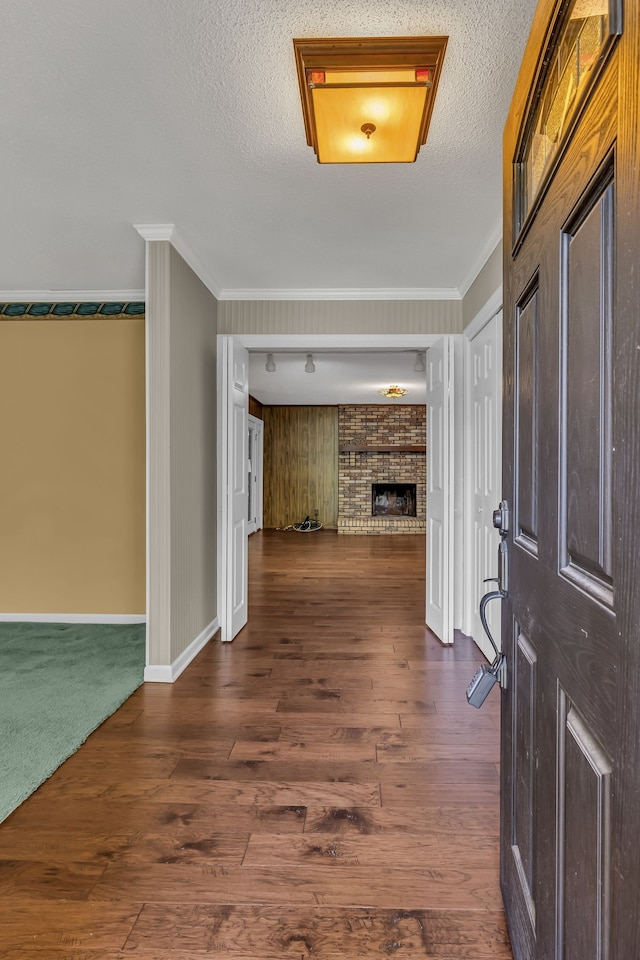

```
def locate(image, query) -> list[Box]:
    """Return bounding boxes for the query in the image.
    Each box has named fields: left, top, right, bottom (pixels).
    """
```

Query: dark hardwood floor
left=0, top=530, right=510, bottom=958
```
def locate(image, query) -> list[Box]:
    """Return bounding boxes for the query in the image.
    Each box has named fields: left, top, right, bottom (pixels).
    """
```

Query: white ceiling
left=0, top=0, right=537, bottom=300
left=249, top=349, right=427, bottom=405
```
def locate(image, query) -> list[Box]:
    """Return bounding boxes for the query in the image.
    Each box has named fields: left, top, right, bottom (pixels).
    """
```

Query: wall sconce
left=293, top=36, right=448, bottom=164
left=305, top=353, right=316, bottom=373
left=265, top=353, right=276, bottom=372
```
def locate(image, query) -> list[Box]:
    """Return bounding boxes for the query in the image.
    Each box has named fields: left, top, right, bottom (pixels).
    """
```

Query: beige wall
left=218, top=298, right=463, bottom=334
left=0, top=317, right=145, bottom=613
left=462, top=241, right=503, bottom=328
left=169, top=246, right=218, bottom=662
left=146, top=241, right=218, bottom=668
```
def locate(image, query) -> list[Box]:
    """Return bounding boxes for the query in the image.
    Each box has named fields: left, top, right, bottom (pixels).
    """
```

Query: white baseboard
left=144, top=617, right=219, bottom=683
left=0, top=613, right=146, bottom=624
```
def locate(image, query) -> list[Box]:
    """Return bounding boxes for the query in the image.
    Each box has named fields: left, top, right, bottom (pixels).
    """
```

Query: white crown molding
left=0, top=613, right=146, bottom=624
left=457, top=218, right=503, bottom=299
left=133, top=224, right=176, bottom=242
left=218, top=286, right=461, bottom=301
left=144, top=617, right=219, bottom=683
left=134, top=223, right=222, bottom=300
left=0, top=290, right=145, bottom=303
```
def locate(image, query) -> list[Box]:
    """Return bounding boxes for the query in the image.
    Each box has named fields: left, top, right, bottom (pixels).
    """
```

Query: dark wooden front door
left=501, top=2, right=640, bottom=958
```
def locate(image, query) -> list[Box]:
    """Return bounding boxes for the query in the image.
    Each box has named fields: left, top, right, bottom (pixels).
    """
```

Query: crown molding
left=134, top=223, right=222, bottom=300
left=133, top=224, right=176, bottom=242
left=217, top=286, right=461, bottom=301
left=0, top=289, right=145, bottom=302
left=457, top=217, right=503, bottom=299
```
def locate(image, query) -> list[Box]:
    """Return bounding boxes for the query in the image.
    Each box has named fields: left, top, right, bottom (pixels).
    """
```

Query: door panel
left=469, top=313, right=503, bottom=659
left=561, top=169, right=614, bottom=602
left=220, top=336, right=249, bottom=642
left=501, top=3, right=638, bottom=959
left=558, top=696, right=611, bottom=960
left=425, top=337, right=453, bottom=643
left=515, top=284, right=539, bottom=554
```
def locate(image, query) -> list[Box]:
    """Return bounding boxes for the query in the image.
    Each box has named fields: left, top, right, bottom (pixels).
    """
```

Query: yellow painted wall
left=0, top=317, right=145, bottom=614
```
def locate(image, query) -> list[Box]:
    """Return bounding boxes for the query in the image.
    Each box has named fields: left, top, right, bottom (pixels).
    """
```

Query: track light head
left=305, top=353, right=316, bottom=373
left=265, top=353, right=276, bottom=373
left=414, top=352, right=426, bottom=372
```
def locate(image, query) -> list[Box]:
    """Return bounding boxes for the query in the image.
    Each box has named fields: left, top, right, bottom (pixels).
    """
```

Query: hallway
left=0, top=531, right=510, bottom=957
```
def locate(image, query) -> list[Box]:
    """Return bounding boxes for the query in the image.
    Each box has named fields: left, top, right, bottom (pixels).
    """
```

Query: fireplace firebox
left=372, top=483, right=417, bottom=517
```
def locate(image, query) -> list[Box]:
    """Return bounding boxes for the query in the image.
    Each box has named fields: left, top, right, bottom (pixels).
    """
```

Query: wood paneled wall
left=263, top=406, right=338, bottom=529
left=249, top=395, right=264, bottom=420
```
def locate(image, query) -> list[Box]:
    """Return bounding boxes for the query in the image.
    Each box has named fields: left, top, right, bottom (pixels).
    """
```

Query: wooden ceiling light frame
left=293, top=36, right=448, bottom=164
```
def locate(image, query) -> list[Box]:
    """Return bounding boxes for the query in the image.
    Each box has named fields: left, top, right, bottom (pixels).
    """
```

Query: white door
left=247, top=414, right=263, bottom=535
left=425, top=337, right=454, bottom=644
left=220, top=337, right=249, bottom=641
left=468, top=312, right=503, bottom=661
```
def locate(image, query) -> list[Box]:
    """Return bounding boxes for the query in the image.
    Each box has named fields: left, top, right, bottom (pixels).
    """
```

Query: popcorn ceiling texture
left=338, top=404, right=426, bottom=534
left=0, top=0, right=537, bottom=295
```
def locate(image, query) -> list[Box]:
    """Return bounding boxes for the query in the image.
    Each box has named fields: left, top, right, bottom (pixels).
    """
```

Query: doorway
left=217, top=333, right=464, bottom=646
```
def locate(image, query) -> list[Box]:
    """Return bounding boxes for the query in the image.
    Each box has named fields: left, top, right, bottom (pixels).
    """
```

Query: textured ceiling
left=0, top=0, right=537, bottom=298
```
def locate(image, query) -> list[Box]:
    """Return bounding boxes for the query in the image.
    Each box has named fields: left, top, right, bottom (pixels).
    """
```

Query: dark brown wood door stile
left=501, top=2, right=640, bottom=959
left=0, top=532, right=511, bottom=959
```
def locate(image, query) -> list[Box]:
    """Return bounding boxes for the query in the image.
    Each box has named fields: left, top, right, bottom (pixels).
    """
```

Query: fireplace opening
left=372, top=483, right=417, bottom=517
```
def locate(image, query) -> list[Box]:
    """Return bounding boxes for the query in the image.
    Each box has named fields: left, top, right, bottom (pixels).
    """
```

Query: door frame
left=216, top=332, right=460, bottom=643
left=247, top=413, right=264, bottom=535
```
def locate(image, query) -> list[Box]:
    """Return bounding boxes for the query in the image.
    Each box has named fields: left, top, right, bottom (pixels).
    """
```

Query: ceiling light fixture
left=305, top=353, right=316, bottom=373
left=414, top=352, right=426, bottom=372
left=265, top=353, right=276, bottom=372
left=379, top=384, right=409, bottom=398
left=293, top=36, right=448, bottom=164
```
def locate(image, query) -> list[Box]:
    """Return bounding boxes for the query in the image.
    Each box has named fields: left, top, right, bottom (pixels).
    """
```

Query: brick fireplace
left=337, top=404, right=426, bottom=535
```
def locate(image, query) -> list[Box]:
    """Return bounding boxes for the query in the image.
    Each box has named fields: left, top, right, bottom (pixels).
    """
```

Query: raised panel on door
left=560, top=165, right=614, bottom=607
left=556, top=692, right=612, bottom=960
left=425, top=337, right=454, bottom=644
left=515, top=281, right=539, bottom=556
left=469, top=313, right=502, bottom=658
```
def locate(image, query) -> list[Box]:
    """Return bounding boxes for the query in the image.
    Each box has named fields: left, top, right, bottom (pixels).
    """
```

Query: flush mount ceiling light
left=293, top=36, right=448, bottom=163
left=379, top=384, right=409, bottom=398
left=304, top=353, right=316, bottom=373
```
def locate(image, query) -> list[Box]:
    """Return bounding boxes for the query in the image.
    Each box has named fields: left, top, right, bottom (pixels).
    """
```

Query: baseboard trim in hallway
left=144, top=616, right=220, bottom=683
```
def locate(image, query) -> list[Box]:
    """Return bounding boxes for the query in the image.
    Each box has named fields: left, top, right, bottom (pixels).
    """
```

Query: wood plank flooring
left=0, top=530, right=510, bottom=958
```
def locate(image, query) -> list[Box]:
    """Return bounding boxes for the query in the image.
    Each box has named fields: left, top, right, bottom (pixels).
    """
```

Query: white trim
left=218, top=286, right=461, bottom=301
left=144, top=617, right=219, bottom=683
left=0, top=290, right=145, bottom=303
left=143, top=236, right=151, bottom=674
left=457, top=221, right=503, bottom=299
left=134, top=224, right=223, bottom=301
left=463, top=286, right=503, bottom=340
left=134, top=224, right=176, bottom=242
left=236, top=333, right=441, bottom=350
left=0, top=613, right=146, bottom=624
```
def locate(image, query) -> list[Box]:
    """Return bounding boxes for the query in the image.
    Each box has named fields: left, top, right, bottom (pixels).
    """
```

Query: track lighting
left=265, top=353, right=276, bottom=372
left=414, top=352, right=426, bottom=372
left=305, top=353, right=316, bottom=373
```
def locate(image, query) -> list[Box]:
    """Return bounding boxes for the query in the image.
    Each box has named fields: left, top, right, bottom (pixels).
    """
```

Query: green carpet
left=0, top=622, right=145, bottom=823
